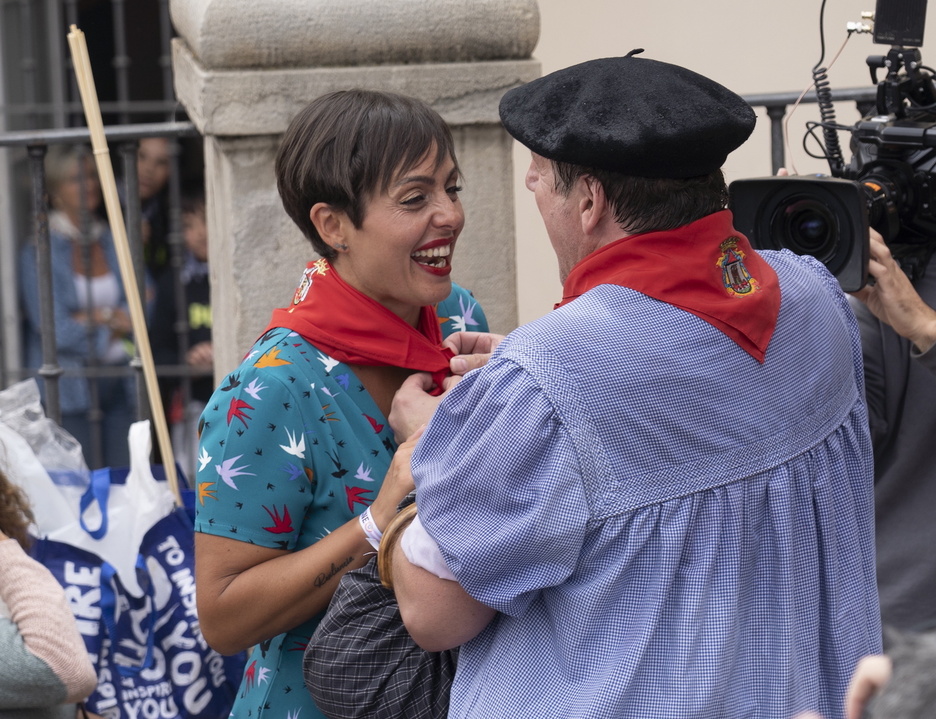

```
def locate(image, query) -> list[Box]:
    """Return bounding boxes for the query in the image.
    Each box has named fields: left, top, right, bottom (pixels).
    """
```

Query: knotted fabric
left=557, top=210, right=781, bottom=363
left=266, top=259, right=453, bottom=393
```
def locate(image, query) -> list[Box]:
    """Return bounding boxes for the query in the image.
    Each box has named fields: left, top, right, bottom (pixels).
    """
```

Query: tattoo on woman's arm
left=314, top=555, right=354, bottom=587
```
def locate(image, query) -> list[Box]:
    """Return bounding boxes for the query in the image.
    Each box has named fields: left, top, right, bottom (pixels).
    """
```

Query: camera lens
left=771, top=198, right=839, bottom=261
left=728, top=176, right=868, bottom=292
left=792, top=213, right=828, bottom=243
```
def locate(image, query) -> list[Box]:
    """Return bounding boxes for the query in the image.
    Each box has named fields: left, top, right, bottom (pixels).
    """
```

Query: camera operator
left=789, top=240, right=936, bottom=719
left=848, top=230, right=936, bottom=633
left=852, top=232, right=936, bottom=361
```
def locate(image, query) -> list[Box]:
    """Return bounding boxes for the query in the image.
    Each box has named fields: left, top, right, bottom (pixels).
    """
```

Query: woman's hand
left=444, top=331, right=506, bottom=375
left=90, top=306, right=132, bottom=337
left=369, top=426, right=423, bottom=531
left=389, top=331, right=506, bottom=441
left=109, top=307, right=133, bottom=337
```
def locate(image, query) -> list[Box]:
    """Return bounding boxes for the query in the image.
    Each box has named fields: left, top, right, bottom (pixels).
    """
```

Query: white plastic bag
left=0, top=378, right=89, bottom=489
left=0, top=380, right=175, bottom=597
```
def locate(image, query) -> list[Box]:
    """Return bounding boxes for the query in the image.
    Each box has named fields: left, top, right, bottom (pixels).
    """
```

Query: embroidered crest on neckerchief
left=718, top=237, right=759, bottom=297
left=290, top=258, right=330, bottom=308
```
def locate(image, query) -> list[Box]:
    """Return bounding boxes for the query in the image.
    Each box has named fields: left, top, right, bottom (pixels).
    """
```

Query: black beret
left=499, top=53, right=756, bottom=178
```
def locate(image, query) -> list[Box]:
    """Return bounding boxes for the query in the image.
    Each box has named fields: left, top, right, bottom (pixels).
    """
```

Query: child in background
left=151, top=190, right=213, bottom=481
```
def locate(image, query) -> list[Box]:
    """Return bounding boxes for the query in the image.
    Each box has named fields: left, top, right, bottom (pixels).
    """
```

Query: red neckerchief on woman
left=266, top=258, right=453, bottom=393
left=556, top=210, right=781, bottom=363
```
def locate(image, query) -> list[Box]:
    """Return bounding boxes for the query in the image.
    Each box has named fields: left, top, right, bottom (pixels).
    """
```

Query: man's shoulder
left=759, top=248, right=855, bottom=319
left=758, top=247, right=837, bottom=283
left=489, top=289, right=654, bottom=381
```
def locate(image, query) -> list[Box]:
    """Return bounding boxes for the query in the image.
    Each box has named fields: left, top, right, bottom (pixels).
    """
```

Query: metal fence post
left=26, top=142, right=63, bottom=424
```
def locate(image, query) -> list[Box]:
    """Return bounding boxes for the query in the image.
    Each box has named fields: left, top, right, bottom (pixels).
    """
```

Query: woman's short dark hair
left=551, top=161, right=729, bottom=235
left=275, top=90, right=458, bottom=259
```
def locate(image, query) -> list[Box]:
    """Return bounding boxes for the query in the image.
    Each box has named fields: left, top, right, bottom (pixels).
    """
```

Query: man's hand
left=444, top=331, right=506, bottom=375
left=788, top=652, right=892, bottom=719
left=388, top=372, right=460, bottom=443
left=852, top=231, right=936, bottom=354
left=389, top=332, right=506, bottom=441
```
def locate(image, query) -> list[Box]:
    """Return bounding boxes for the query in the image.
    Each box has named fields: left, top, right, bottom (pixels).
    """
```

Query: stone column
left=170, top=0, right=540, bottom=375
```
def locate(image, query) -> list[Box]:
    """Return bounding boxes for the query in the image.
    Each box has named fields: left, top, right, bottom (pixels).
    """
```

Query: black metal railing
left=0, top=0, right=177, bottom=130
left=0, top=121, right=202, bottom=470
left=743, top=86, right=879, bottom=174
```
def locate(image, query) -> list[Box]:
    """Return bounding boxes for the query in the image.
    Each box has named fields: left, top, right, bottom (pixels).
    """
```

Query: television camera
left=728, top=0, right=936, bottom=291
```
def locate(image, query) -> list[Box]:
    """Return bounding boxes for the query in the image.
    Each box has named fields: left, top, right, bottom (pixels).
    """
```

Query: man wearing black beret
left=387, top=53, right=881, bottom=718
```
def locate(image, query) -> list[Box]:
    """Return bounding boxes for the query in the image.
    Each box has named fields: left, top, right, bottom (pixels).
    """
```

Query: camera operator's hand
left=852, top=231, right=936, bottom=354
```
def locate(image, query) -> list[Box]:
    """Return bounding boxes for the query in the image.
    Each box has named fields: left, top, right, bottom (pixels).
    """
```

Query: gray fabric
left=910, top=343, right=936, bottom=374
left=850, top=253, right=936, bottom=631
left=0, top=618, right=72, bottom=719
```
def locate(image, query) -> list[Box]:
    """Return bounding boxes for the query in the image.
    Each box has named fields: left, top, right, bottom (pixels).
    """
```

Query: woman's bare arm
left=196, top=437, right=417, bottom=655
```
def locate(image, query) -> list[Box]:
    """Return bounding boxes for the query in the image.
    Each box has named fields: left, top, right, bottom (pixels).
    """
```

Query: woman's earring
left=334, top=243, right=349, bottom=251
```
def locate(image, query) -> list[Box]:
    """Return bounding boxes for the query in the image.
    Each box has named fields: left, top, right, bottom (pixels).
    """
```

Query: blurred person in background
left=849, top=232, right=936, bottom=633
left=0, top=454, right=97, bottom=718
left=19, top=144, right=136, bottom=469
left=120, top=136, right=172, bottom=280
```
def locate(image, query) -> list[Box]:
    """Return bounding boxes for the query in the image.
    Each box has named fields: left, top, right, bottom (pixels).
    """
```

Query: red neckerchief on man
left=266, top=258, right=453, bottom=393
left=556, top=210, right=781, bottom=363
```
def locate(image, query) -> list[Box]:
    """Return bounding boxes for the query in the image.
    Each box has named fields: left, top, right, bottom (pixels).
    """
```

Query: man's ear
left=579, top=175, right=609, bottom=236
left=310, top=202, right=350, bottom=253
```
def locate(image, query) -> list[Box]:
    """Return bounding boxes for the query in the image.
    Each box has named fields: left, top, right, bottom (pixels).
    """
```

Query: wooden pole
left=66, top=25, right=182, bottom=506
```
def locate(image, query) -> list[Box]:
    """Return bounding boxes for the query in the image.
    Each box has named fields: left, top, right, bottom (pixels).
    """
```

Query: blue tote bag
left=23, top=422, right=246, bottom=718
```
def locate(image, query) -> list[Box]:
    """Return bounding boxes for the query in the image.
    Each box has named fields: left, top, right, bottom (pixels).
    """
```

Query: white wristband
left=359, top=506, right=383, bottom=550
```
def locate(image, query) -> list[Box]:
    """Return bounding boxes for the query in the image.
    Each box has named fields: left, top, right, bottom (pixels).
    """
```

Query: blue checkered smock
left=413, top=250, right=881, bottom=719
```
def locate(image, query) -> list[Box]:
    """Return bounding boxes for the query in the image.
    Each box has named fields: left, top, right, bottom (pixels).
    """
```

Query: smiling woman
left=192, top=90, right=488, bottom=719
left=310, top=142, right=464, bottom=325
